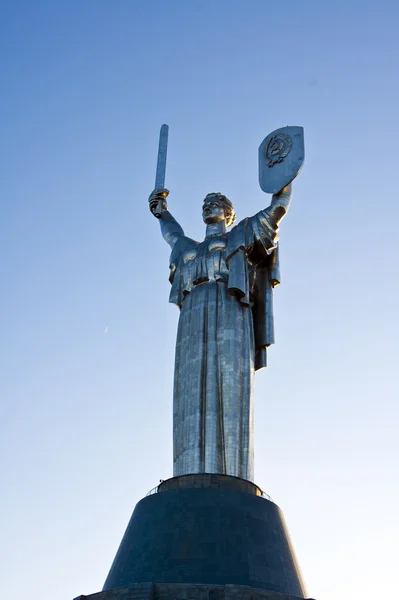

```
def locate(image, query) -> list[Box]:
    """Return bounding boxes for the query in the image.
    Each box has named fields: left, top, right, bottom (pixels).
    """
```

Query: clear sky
left=1, top=2, right=398, bottom=599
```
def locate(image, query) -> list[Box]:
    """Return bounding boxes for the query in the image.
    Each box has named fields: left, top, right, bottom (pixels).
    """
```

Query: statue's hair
left=204, top=193, right=236, bottom=227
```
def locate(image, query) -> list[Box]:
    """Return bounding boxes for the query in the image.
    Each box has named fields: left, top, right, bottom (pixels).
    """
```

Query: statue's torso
left=181, top=234, right=230, bottom=287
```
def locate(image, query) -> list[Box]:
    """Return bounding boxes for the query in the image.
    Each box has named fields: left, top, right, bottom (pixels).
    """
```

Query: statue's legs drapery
left=173, top=280, right=254, bottom=481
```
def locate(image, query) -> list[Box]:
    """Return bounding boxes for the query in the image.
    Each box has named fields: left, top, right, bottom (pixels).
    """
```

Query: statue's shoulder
left=229, top=216, right=249, bottom=232
left=176, top=235, right=199, bottom=250
left=170, top=235, right=199, bottom=262
left=226, top=217, right=248, bottom=251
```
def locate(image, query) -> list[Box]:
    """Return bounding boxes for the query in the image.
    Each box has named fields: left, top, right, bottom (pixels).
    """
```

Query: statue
left=149, top=126, right=304, bottom=483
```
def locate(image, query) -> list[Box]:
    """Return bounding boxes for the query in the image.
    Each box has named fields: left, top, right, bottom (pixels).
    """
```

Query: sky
left=1, top=1, right=398, bottom=599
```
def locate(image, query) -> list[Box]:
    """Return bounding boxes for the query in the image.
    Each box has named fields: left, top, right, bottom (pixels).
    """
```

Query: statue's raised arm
left=264, top=184, right=292, bottom=225
left=148, top=124, right=185, bottom=250
left=148, top=188, right=185, bottom=250
left=233, top=183, right=293, bottom=265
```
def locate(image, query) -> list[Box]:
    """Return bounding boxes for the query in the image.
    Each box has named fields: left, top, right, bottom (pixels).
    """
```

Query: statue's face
left=202, top=197, right=226, bottom=224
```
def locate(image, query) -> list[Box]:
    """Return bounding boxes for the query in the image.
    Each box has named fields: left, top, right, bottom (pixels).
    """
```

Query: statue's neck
left=205, top=221, right=226, bottom=238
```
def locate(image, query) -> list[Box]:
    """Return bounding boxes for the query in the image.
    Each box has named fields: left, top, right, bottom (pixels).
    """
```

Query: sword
left=153, top=124, right=169, bottom=218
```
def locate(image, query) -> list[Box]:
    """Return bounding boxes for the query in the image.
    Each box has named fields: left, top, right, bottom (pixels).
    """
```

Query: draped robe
left=163, top=205, right=282, bottom=482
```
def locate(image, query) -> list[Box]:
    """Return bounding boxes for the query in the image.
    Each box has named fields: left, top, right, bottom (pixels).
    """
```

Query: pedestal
left=75, top=474, right=312, bottom=600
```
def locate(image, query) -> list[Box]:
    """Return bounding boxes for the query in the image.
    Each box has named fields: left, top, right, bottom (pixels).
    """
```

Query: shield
left=259, top=126, right=305, bottom=194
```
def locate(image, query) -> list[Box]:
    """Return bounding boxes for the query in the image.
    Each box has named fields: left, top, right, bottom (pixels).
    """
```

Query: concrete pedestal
left=75, top=475, right=312, bottom=600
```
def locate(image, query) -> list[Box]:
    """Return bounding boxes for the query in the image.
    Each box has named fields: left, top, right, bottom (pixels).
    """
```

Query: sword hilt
left=149, top=189, right=169, bottom=218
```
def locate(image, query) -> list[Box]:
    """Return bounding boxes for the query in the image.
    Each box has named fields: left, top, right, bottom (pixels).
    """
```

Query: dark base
left=76, top=475, right=310, bottom=600
left=75, top=582, right=314, bottom=600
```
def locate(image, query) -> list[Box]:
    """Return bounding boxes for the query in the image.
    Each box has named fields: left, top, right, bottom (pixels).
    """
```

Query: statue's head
left=202, top=193, right=236, bottom=227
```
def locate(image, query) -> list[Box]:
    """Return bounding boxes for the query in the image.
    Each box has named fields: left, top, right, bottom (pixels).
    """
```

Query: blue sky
left=1, top=2, right=398, bottom=599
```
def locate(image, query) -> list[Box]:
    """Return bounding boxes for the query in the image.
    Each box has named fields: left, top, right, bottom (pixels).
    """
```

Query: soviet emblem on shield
left=259, top=126, right=305, bottom=194
left=265, top=133, right=292, bottom=167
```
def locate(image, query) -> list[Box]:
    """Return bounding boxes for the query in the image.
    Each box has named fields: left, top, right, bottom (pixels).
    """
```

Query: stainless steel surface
left=152, top=124, right=169, bottom=218
left=155, top=124, right=169, bottom=190
left=259, top=126, right=304, bottom=194
left=150, top=176, right=295, bottom=482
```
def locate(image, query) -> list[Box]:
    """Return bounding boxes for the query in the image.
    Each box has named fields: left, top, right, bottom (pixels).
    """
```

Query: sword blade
left=155, top=124, right=169, bottom=190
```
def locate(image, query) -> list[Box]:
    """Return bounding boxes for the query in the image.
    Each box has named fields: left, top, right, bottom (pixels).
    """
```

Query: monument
left=74, top=126, right=314, bottom=600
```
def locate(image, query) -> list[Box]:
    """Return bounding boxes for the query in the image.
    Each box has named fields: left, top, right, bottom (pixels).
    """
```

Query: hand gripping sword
left=153, top=124, right=169, bottom=218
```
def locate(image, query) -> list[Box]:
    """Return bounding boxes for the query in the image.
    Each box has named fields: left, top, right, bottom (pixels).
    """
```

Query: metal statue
left=149, top=125, right=304, bottom=482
